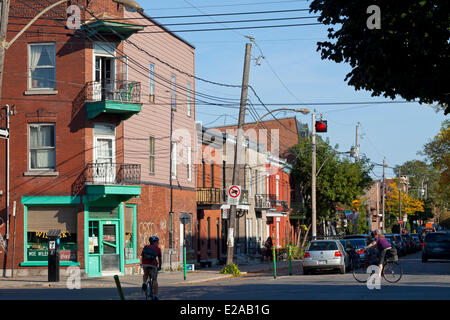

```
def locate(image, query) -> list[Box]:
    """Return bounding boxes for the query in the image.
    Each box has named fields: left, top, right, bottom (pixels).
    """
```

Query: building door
left=180, top=222, right=184, bottom=264
left=276, top=219, right=280, bottom=248
left=100, top=221, right=120, bottom=274
left=93, top=136, right=116, bottom=184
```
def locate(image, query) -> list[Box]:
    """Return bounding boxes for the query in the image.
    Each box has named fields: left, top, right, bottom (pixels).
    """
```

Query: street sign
left=227, top=185, right=241, bottom=205
left=179, top=213, right=191, bottom=225
left=0, top=127, right=9, bottom=139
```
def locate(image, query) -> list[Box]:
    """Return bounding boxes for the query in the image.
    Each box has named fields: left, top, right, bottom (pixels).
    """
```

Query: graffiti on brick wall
left=139, top=221, right=166, bottom=249
left=0, top=232, right=7, bottom=254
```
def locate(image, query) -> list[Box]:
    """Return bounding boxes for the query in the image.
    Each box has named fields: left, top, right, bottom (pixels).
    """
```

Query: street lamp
left=253, top=107, right=310, bottom=128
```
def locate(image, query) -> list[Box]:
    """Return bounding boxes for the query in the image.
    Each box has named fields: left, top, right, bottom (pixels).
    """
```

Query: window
left=249, top=169, right=253, bottom=196
left=187, top=146, right=192, bottom=181
left=276, top=175, right=280, bottom=200
left=149, top=136, right=155, bottom=175
left=29, top=124, right=56, bottom=170
left=222, top=161, right=226, bottom=189
left=202, top=159, right=206, bottom=187
left=26, top=206, right=77, bottom=262
left=187, top=82, right=192, bottom=117
left=171, top=74, right=176, bottom=110
left=211, top=161, right=214, bottom=188
left=149, top=63, right=155, bottom=102
left=125, top=205, right=137, bottom=261
left=207, top=217, right=211, bottom=251
left=28, top=43, right=56, bottom=89
left=171, top=142, right=177, bottom=179
left=169, top=212, right=173, bottom=249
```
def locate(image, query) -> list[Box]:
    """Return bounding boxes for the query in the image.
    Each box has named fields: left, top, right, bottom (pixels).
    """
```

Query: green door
left=100, top=220, right=120, bottom=273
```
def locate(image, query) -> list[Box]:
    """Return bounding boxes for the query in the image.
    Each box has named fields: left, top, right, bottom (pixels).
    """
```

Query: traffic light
left=315, top=120, right=327, bottom=133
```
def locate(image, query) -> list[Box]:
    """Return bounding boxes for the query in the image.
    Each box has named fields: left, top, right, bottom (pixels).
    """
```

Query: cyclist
left=141, top=235, right=162, bottom=300
left=365, top=230, right=392, bottom=278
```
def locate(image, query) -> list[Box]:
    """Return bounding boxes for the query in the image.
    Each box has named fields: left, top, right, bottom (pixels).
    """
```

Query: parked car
left=409, top=233, right=422, bottom=251
left=343, top=234, right=372, bottom=246
left=422, top=232, right=450, bottom=263
left=303, top=240, right=350, bottom=275
left=340, top=238, right=367, bottom=268
left=384, top=234, right=403, bottom=256
left=399, top=234, right=413, bottom=254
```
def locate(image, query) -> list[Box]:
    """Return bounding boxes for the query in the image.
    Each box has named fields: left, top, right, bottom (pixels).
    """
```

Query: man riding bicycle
left=141, top=235, right=162, bottom=300
left=365, top=230, right=392, bottom=279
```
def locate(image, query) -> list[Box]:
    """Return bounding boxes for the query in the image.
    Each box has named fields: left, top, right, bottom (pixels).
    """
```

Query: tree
left=385, top=180, right=425, bottom=218
left=309, top=0, right=450, bottom=114
left=290, top=136, right=373, bottom=223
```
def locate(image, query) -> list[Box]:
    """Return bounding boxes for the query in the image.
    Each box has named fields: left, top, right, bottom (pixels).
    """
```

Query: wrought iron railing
left=84, top=163, right=141, bottom=185
left=84, top=80, right=141, bottom=104
left=268, top=194, right=289, bottom=210
left=254, top=194, right=272, bottom=209
left=196, top=188, right=223, bottom=204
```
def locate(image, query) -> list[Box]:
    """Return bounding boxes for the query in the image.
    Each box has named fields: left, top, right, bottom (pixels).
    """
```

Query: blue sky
left=140, top=0, right=447, bottom=178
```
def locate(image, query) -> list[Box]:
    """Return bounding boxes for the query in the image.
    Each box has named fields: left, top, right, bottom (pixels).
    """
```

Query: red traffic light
left=315, top=120, right=327, bottom=133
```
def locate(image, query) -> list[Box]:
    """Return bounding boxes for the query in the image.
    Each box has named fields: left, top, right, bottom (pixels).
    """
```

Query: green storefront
left=21, top=184, right=140, bottom=277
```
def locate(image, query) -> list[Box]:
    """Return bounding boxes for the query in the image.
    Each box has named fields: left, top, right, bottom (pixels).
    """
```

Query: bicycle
left=352, top=248, right=402, bottom=283
left=143, top=265, right=158, bottom=300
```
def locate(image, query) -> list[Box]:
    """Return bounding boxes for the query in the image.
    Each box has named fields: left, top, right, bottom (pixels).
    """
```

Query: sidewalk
left=0, top=260, right=302, bottom=289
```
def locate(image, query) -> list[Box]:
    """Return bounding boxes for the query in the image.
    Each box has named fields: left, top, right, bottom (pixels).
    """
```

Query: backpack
left=142, top=246, right=157, bottom=261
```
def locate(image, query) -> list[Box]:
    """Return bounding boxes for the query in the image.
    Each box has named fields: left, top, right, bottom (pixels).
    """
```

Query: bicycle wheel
left=353, top=260, right=372, bottom=283
left=146, top=281, right=153, bottom=300
left=382, top=262, right=402, bottom=283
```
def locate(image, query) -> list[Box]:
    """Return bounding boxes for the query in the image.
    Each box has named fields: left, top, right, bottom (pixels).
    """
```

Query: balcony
left=254, top=194, right=272, bottom=209
left=268, top=194, right=289, bottom=211
left=196, top=188, right=223, bottom=205
left=82, top=163, right=141, bottom=204
left=83, top=80, right=142, bottom=120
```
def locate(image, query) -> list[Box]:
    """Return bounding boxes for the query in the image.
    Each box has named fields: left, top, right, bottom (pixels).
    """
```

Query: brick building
left=0, top=0, right=196, bottom=277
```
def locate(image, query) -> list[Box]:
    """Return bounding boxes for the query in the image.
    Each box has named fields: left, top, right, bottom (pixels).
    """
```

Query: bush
left=220, top=263, right=241, bottom=276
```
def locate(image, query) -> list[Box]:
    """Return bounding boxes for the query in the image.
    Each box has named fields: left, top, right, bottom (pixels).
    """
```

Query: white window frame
left=28, top=123, right=56, bottom=171
left=276, top=175, right=280, bottom=200
left=187, top=82, right=192, bottom=117
left=187, top=146, right=192, bottom=181
left=28, top=42, right=56, bottom=91
left=171, top=142, right=177, bottom=179
left=149, top=63, right=155, bottom=103
left=149, top=136, right=155, bottom=175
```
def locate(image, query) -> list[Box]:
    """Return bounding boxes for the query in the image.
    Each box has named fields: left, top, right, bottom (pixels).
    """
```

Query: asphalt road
left=1, top=252, right=449, bottom=300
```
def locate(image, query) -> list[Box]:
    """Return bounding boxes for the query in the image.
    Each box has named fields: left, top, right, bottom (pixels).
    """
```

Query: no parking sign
left=227, top=185, right=241, bottom=205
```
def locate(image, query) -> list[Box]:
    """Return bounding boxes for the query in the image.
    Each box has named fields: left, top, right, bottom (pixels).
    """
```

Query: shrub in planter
left=220, top=263, right=241, bottom=276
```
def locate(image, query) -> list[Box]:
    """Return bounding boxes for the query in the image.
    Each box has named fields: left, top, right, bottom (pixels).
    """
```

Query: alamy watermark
left=66, top=266, right=81, bottom=289
left=367, top=5, right=381, bottom=30
left=366, top=265, right=381, bottom=290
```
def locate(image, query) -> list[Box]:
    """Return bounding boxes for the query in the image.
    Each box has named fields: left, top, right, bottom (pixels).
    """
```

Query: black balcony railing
left=84, top=163, right=141, bottom=185
left=85, top=80, right=141, bottom=104
left=196, top=188, right=223, bottom=204
left=254, top=194, right=272, bottom=209
left=268, top=194, right=289, bottom=210
left=223, top=189, right=249, bottom=205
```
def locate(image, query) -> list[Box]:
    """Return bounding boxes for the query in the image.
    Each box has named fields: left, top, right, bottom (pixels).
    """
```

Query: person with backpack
left=141, top=235, right=162, bottom=299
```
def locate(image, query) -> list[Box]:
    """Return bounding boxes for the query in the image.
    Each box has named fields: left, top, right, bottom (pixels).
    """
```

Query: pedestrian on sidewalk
left=262, top=237, right=273, bottom=263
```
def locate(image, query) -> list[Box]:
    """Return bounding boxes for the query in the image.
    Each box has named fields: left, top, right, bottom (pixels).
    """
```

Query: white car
left=303, top=240, right=350, bottom=274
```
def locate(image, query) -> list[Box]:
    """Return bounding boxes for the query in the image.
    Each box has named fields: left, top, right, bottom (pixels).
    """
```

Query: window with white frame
left=28, top=43, right=56, bottom=90
left=149, top=136, right=155, bottom=174
left=29, top=123, right=56, bottom=170
left=276, top=175, right=280, bottom=200
left=187, top=146, right=192, bottom=181
left=187, top=82, right=192, bottom=117
left=171, top=74, right=176, bottom=110
left=171, top=142, right=177, bottom=179
left=149, top=63, right=155, bottom=103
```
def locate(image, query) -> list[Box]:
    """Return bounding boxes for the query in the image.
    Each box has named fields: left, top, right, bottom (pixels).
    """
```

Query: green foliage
left=220, top=263, right=241, bottom=276
left=310, top=0, right=450, bottom=113
left=290, top=136, right=373, bottom=221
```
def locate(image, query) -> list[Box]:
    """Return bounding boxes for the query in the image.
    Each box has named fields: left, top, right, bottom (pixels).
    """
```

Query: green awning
left=86, top=100, right=141, bottom=121
left=289, top=215, right=306, bottom=219
left=82, top=20, right=144, bottom=40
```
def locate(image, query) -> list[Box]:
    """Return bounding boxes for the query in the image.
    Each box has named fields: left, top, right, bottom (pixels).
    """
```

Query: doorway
left=88, top=220, right=120, bottom=276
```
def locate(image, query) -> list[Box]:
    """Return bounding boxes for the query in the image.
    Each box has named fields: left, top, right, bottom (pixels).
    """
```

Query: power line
left=143, top=0, right=308, bottom=11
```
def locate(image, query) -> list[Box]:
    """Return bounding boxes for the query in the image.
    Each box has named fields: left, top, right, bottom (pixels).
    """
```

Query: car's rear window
left=308, top=241, right=338, bottom=251
left=425, top=233, right=450, bottom=243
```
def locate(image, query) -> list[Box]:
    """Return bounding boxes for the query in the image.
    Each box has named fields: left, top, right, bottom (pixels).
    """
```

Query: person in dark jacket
left=263, top=237, right=273, bottom=262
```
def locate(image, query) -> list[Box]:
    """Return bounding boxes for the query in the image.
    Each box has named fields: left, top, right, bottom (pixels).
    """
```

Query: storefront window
left=26, top=206, right=77, bottom=262
left=125, top=205, right=136, bottom=260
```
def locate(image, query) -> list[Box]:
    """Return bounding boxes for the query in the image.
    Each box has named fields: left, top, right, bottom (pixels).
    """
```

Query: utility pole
left=381, top=158, right=386, bottom=233
left=226, top=42, right=252, bottom=266
left=311, top=112, right=317, bottom=239
left=354, top=122, right=360, bottom=162
left=0, top=0, right=10, bottom=102
left=398, top=167, right=402, bottom=233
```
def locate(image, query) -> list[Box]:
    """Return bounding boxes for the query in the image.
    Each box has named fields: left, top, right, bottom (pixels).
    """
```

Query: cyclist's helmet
left=371, top=229, right=380, bottom=238
left=149, top=236, right=159, bottom=244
